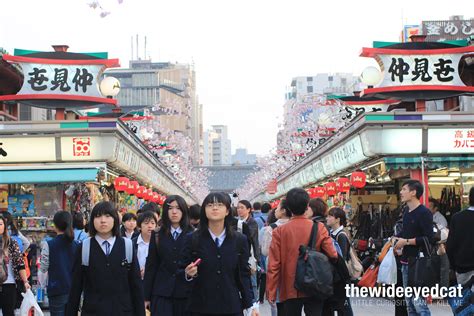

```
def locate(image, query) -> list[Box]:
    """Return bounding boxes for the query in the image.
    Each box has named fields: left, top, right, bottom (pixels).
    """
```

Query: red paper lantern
left=136, top=186, right=146, bottom=198
left=147, top=189, right=154, bottom=200
left=114, top=177, right=129, bottom=192
left=126, top=181, right=139, bottom=195
left=325, top=182, right=337, bottom=196
left=314, top=186, right=326, bottom=198
left=337, top=177, right=351, bottom=193
left=152, top=192, right=160, bottom=203
left=158, top=195, right=166, bottom=205
left=351, top=171, right=367, bottom=188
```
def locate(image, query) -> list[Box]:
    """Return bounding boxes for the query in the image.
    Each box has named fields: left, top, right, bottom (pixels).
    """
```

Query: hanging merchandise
left=114, top=177, right=129, bottom=192
left=325, top=182, right=337, bottom=196
left=351, top=171, right=366, bottom=188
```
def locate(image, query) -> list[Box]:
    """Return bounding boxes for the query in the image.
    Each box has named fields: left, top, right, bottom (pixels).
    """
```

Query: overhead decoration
left=325, top=182, right=337, bottom=196
left=337, top=177, right=351, bottom=193
left=351, top=171, right=367, bottom=188
left=114, top=177, right=129, bottom=192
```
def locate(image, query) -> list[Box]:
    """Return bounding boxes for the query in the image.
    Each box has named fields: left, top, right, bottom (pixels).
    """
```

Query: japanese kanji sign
left=73, top=137, right=91, bottom=157
left=18, top=63, right=103, bottom=97
left=422, top=19, right=474, bottom=42
left=379, top=54, right=465, bottom=87
left=428, top=128, right=474, bottom=154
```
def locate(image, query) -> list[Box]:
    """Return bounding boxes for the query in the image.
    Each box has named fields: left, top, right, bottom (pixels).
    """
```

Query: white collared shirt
left=136, top=234, right=149, bottom=270
left=171, top=226, right=183, bottom=239
left=330, top=225, right=344, bottom=237
left=209, top=228, right=226, bottom=247
left=95, top=235, right=116, bottom=255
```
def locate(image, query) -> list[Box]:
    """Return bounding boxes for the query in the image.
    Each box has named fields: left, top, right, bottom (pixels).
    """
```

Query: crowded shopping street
left=1, top=1, right=474, bottom=315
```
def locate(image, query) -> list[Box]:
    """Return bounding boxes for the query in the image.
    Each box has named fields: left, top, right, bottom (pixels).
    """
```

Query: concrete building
left=286, top=73, right=362, bottom=101
left=105, top=60, right=203, bottom=164
left=232, top=148, right=257, bottom=165
left=203, top=125, right=232, bottom=166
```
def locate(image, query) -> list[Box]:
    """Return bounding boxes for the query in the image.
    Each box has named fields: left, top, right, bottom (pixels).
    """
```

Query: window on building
left=307, top=86, right=313, bottom=93
left=341, top=78, right=347, bottom=86
left=306, top=77, right=313, bottom=82
left=328, top=76, right=333, bottom=82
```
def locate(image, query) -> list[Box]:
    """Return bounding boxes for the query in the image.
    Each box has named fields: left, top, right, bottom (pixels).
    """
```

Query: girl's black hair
left=279, top=199, right=292, bottom=218
left=53, top=211, right=74, bottom=242
left=161, top=195, right=191, bottom=234
left=267, top=210, right=277, bottom=225
left=137, top=211, right=157, bottom=228
left=72, top=212, right=85, bottom=230
left=122, top=212, right=138, bottom=223
left=199, top=192, right=234, bottom=237
left=3, top=212, right=18, bottom=235
left=237, top=200, right=252, bottom=209
left=88, top=201, right=121, bottom=237
left=328, top=207, right=347, bottom=227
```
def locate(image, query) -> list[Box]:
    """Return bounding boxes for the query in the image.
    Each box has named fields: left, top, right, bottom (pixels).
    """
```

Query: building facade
left=232, top=148, right=257, bottom=165
left=203, top=125, right=232, bottom=166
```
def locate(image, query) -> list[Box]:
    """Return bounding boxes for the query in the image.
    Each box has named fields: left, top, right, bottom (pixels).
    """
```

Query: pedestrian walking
left=0, top=215, right=31, bottom=316
left=121, top=212, right=140, bottom=239
left=446, top=186, right=474, bottom=291
left=392, top=179, right=434, bottom=316
left=72, top=212, right=88, bottom=243
left=66, top=201, right=145, bottom=316
left=39, top=211, right=79, bottom=316
left=143, top=195, right=193, bottom=316
left=266, top=188, right=338, bottom=316
left=132, top=211, right=157, bottom=280
left=182, top=192, right=259, bottom=316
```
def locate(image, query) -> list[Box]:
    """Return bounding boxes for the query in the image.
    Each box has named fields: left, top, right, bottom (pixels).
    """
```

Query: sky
left=1, top=0, right=473, bottom=155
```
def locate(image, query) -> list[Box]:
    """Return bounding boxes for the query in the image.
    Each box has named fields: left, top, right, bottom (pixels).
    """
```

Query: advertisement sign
left=422, top=19, right=474, bottom=42
left=8, top=194, right=35, bottom=217
left=330, top=136, right=366, bottom=171
left=428, top=128, right=474, bottom=153
left=0, top=137, right=56, bottom=163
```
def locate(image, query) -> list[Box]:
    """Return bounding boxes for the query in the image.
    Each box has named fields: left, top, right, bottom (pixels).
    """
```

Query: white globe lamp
left=100, top=76, right=121, bottom=98
left=360, top=66, right=382, bottom=87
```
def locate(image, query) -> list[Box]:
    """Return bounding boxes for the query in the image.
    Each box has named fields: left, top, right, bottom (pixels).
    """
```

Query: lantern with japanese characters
left=325, top=182, right=337, bottom=196
left=126, top=181, right=139, bottom=195
left=337, top=177, right=351, bottom=193
left=136, top=186, right=146, bottom=199
left=351, top=171, right=367, bottom=188
left=152, top=192, right=160, bottom=203
left=314, top=186, right=326, bottom=198
left=114, top=177, right=129, bottom=192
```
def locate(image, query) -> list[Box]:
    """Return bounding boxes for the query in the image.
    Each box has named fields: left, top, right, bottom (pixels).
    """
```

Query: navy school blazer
left=179, top=229, right=254, bottom=314
left=65, top=237, right=145, bottom=316
left=143, top=227, right=193, bottom=300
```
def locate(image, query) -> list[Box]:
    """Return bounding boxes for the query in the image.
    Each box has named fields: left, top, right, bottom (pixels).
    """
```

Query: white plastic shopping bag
left=37, top=270, right=48, bottom=288
left=377, top=247, right=397, bottom=285
left=20, top=289, right=44, bottom=316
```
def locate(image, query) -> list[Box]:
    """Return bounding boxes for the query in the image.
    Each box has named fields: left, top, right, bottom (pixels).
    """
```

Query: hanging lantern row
left=307, top=171, right=367, bottom=198
left=113, top=177, right=167, bottom=205
left=270, top=199, right=281, bottom=209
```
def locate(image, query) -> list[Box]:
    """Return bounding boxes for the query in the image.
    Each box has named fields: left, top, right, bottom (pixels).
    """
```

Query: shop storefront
left=0, top=119, right=197, bottom=240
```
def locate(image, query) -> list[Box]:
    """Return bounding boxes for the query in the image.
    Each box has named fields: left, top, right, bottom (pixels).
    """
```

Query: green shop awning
left=384, top=157, right=474, bottom=170
left=0, top=168, right=98, bottom=184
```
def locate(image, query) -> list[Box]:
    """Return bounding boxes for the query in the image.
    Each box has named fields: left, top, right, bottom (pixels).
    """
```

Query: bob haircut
left=72, top=212, right=85, bottom=230
left=328, top=207, right=347, bottom=227
left=161, top=195, right=190, bottom=234
left=199, top=192, right=234, bottom=237
left=279, top=199, right=292, bottom=218
left=137, top=211, right=157, bottom=228
left=122, top=212, right=137, bottom=223
left=88, top=201, right=121, bottom=237
left=238, top=200, right=252, bottom=209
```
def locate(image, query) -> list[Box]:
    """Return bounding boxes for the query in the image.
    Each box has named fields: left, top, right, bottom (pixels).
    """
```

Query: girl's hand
left=185, top=262, right=198, bottom=277
left=24, top=281, right=31, bottom=291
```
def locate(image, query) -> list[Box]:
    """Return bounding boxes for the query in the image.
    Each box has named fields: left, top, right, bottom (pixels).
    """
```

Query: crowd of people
left=0, top=179, right=473, bottom=316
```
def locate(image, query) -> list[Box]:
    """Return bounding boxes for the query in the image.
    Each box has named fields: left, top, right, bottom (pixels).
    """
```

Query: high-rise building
left=232, top=148, right=257, bottom=165
left=286, top=73, right=362, bottom=101
left=105, top=60, right=203, bottom=164
left=203, top=125, right=232, bottom=166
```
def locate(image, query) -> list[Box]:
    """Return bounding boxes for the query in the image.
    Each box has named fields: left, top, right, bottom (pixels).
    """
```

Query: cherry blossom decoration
left=236, top=94, right=349, bottom=200
left=86, top=0, right=123, bottom=18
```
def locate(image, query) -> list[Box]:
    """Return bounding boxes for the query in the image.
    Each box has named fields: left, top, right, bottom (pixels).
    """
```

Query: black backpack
left=294, top=222, right=334, bottom=299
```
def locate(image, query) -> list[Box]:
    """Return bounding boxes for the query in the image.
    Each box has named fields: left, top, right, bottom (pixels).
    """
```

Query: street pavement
left=3, top=297, right=453, bottom=315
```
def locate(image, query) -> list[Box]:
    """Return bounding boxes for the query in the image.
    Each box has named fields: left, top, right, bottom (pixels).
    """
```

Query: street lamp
left=360, top=66, right=382, bottom=87
left=100, top=76, right=121, bottom=98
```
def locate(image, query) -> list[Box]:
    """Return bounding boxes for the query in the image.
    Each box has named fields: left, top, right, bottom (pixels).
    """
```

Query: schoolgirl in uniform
left=66, top=201, right=145, bottom=316
left=144, top=195, right=194, bottom=316
left=182, top=192, right=259, bottom=316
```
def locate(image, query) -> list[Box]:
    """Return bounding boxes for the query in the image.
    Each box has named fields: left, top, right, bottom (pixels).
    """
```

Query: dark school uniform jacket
left=66, top=237, right=145, bottom=316
left=179, top=230, right=254, bottom=314
left=143, top=227, right=193, bottom=300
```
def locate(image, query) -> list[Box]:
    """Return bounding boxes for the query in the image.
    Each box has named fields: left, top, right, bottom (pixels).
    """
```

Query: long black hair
left=161, top=195, right=191, bottom=235
left=88, top=201, right=121, bottom=237
left=53, top=211, right=74, bottom=242
left=199, top=192, right=235, bottom=237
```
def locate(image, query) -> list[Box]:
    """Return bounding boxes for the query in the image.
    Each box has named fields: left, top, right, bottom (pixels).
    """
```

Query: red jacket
left=266, top=215, right=337, bottom=302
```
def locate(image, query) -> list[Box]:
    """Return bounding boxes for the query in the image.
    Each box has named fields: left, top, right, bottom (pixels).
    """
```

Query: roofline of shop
left=248, top=111, right=474, bottom=201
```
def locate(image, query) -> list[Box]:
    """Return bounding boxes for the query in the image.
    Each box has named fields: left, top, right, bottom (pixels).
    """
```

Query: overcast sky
left=1, top=0, right=472, bottom=155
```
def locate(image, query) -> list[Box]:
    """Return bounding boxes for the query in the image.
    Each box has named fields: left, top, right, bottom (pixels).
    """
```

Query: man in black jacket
left=447, top=186, right=474, bottom=287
